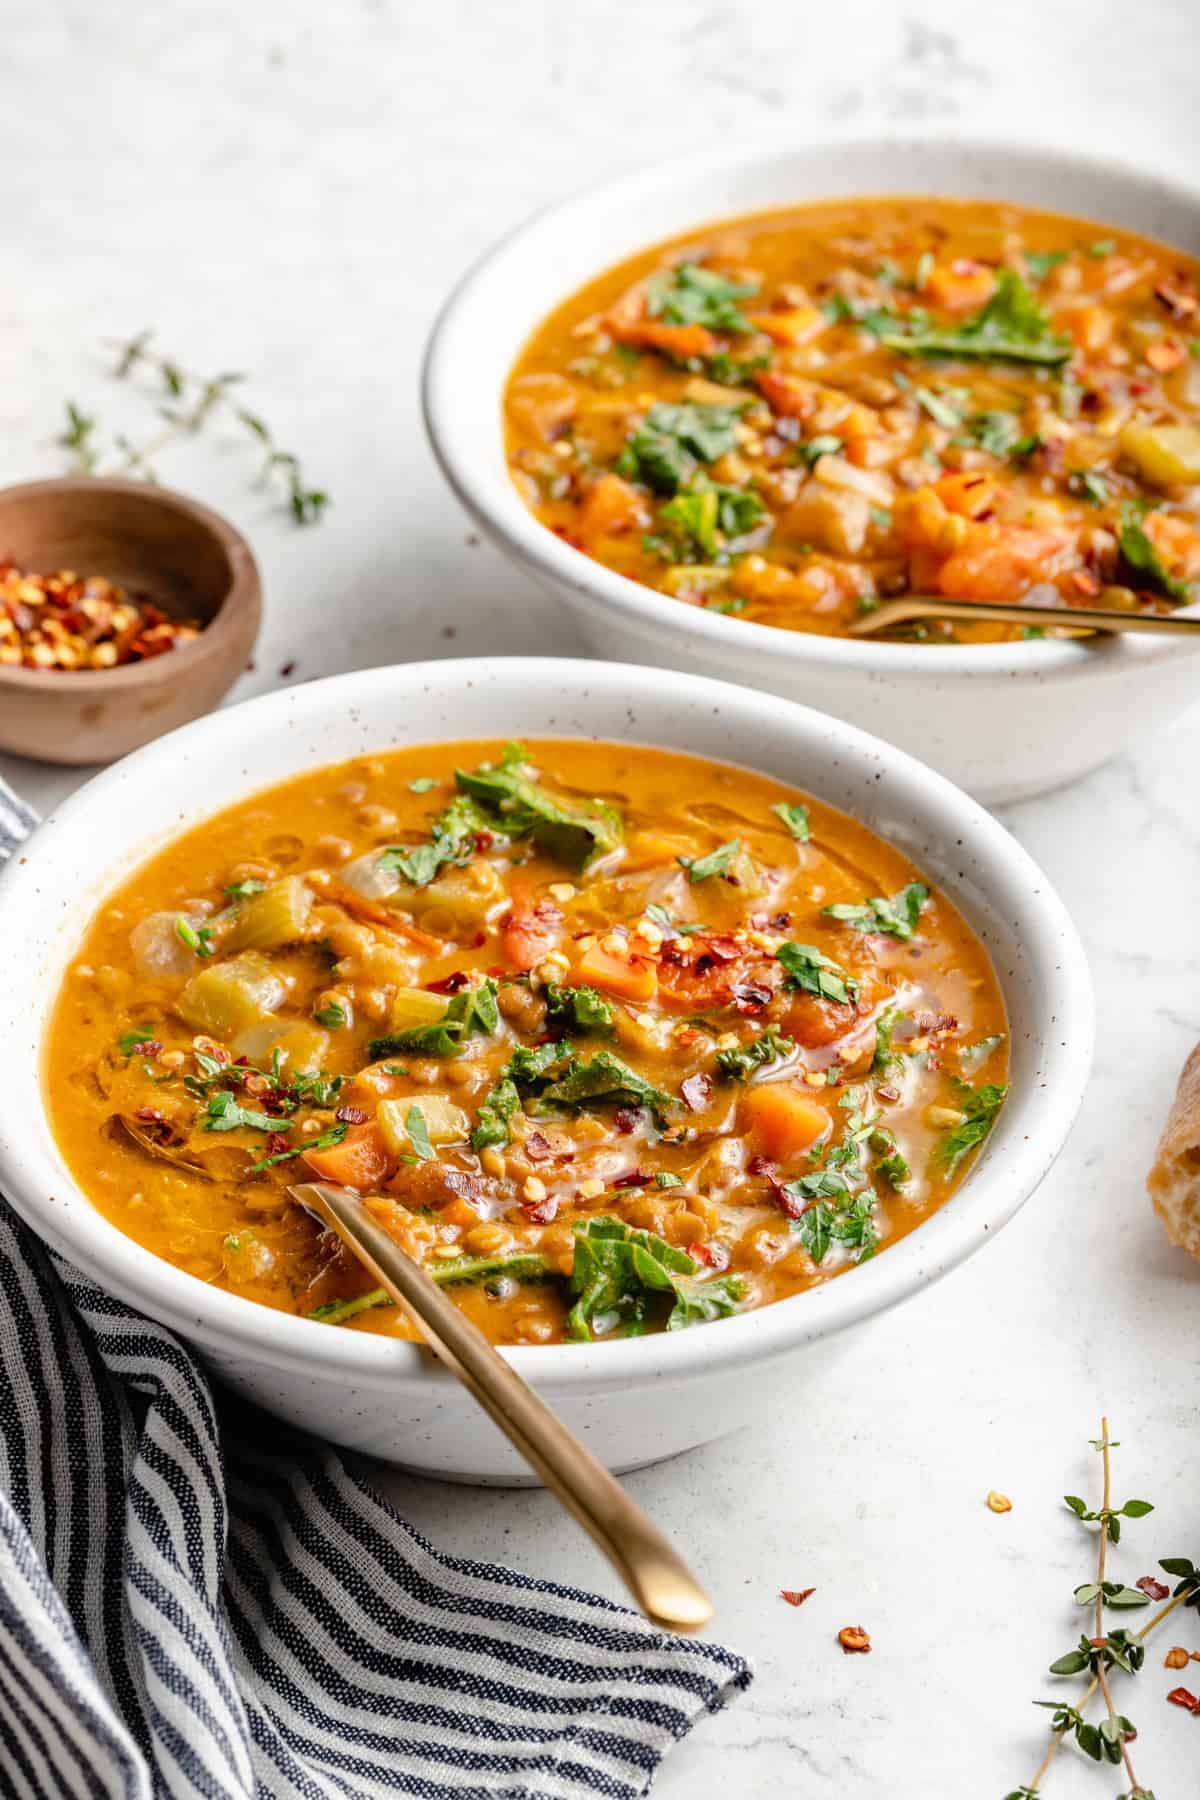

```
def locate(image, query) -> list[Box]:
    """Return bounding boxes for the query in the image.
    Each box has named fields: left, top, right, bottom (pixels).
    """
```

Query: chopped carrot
left=580, top=473, right=650, bottom=538
left=747, top=306, right=824, bottom=346
left=937, top=525, right=1070, bottom=600
left=609, top=318, right=718, bottom=359
left=1069, top=304, right=1114, bottom=354
left=742, top=1084, right=829, bottom=1158
left=1146, top=338, right=1185, bottom=373
left=756, top=369, right=818, bottom=420
left=502, top=906, right=561, bottom=973
left=303, top=1122, right=395, bottom=1192
left=921, top=261, right=995, bottom=313
left=934, top=470, right=999, bottom=520
left=576, top=943, right=658, bottom=1003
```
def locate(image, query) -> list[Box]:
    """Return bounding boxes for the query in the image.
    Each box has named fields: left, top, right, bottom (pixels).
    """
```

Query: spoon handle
left=290, top=1180, right=714, bottom=1634
left=848, top=596, right=1200, bottom=638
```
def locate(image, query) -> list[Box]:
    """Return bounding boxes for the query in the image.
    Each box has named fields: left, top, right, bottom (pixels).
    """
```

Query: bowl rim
left=0, top=474, right=261, bottom=694
left=422, top=129, right=1200, bottom=680
left=0, top=655, right=1095, bottom=1390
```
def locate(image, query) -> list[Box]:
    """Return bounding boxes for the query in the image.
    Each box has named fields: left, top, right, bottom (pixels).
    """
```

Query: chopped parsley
left=796, top=433, right=844, bottom=466
left=650, top=480, right=766, bottom=562
left=644, top=903, right=702, bottom=939
left=314, top=1001, right=348, bottom=1029
left=616, top=402, right=745, bottom=493
left=913, top=386, right=961, bottom=429
left=455, top=742, right=622, bottom=869
left=646, top=262, right=758, bottom=336
left=934, top=1079, right=1009, bottom=1174
left=822, top=882, right=929, bottom=942
left=537, top=1050, right=678, bottom=1126
left=1069, top=470, right=1110, bottom=507
left=776, top=941, right=859, bottom=1006
left=771, top=801, right=810, bottom=841
left=1024, top=249, right=1068, bottom=282
left=175, top=917, right=215, bottom=958
left=223, top=880, right=266, bottom=903
left=678, top=839, right=740, bottom=883
left=201, top=1090, right=281, bottom=1134
left=249, top=1120, right=346, bottom=1172
left=118, top=1028, right=155, bottom=1056
left=380, top=791, right=491, bottom=889
left=408, top=776, right=436, bottom=793
left=405, top=1103, right=435, bottom=1162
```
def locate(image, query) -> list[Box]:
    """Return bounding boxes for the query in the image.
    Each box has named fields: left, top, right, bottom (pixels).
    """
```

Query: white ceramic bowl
left=0, top=658, right=1092, bottom=1482
left=423, top=135, right=1200, bottom=806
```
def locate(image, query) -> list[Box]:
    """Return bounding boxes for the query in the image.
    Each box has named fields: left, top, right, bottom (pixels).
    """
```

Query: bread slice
left=1148, top=1044, right=1200, bottom=1258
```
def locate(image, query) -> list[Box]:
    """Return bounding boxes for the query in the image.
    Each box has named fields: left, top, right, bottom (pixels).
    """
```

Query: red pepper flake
left=609, top=1168, right=647, bottom=1189
left=837, top=1626, right=871, bottom=1654
left=443, top=1170, right=483, bottom=1204
left=264, top=1131, right=291, bottom=1159
left=747, top=1154, right=775, bottom=1177
left=770, top=1178, right=806, bottom=1221
left=278, top=659, right=296, bottom=678
left=732, top=980, right=773, bottom=1015
left=876, top=1083, right=901, bottom=1103
left=137, top=1039, right=163, bottom=1058
left=780, top=1588, right=815, bottom=1608
left=688, top=1241, right=730, bottom=1271
left=612, top=1107, right=640, bottom=1135
left=0, top=561, right=202, bottom=672
left=524, top=1131, right=555, bottom=1163
left=427, top=970, right=469, bottom=994
left=1137, top=1575, right=1171, bottom=1601
left=522, top=1195, right=559, bottom=1224
left=1167, top=1686, right=1200, bottom=1714
left=335, top=1106, right=369, bottom=1125
left=680, top=1072, right=711, bottom=1112
left=135, top=1107, right=166, bottom=1123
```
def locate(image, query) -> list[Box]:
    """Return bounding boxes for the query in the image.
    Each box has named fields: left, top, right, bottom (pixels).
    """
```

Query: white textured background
left=3, top=4, right=1199, bottom=1794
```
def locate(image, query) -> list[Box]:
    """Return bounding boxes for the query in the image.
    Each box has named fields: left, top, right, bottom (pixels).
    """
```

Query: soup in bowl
left=0, top=659, right=1091, bottom=1479
left=424, top=137, right=1200, bottom=802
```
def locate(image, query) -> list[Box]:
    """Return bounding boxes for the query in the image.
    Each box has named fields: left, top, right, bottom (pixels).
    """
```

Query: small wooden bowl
left=0, top=476, right=262, bottom=765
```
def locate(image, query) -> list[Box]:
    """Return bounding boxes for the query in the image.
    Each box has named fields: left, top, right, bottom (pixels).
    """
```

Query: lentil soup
left=504, top=197, right=1200, bottom=643
left=45, top=739, right=1008, bottom=1345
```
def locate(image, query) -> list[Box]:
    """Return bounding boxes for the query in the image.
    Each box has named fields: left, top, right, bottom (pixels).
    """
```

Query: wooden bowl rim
left=0, top=475, right=262, bottom=694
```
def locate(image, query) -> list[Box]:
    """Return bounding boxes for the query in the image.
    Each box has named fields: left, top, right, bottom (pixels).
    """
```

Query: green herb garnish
left=822, top=882, right=929, bottom=942
left=224, top=879, right=267, bottom=903
left=566, top=1217, right=742, bottom=1340
left=616, top=402, right=745, bottom=493
left=118, top=1028, right=155, bottom=1056
left=405, top=1103, right=435, bottom=1162
left=934, top=1079, right=1008, bottom=1173
left=175, top=917, right=215, bottom=959
left=874, top=270, right=1072, bottom=365
left=201, top=1089, right=281, bottom=1134
left=250, top=1120, right=346, bottom=1172
left=771, top=802, right=810, bottom=841
left=646, top=262, right=758, bottom=336
left=544, top=983, right=615, bottom=1037
left=314, top=1001, right=348, bottom=1029
left=538, top=1050, right=678, bottom=1126
left=455, top=742, right=622, bottom=869
left=715, top=1027, right=796, bottom=1080
left=776, top=942, right=859, bottom=1005
left=368, top=979, right=499, bottom=1060
left=1116, top=501, right=1191, bottom=601
left=678, top=839, right=740, bottom=883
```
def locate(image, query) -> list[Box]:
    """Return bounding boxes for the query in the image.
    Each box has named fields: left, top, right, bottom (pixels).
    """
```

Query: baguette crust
left=1148, top=1044, right=1200, bottom=1258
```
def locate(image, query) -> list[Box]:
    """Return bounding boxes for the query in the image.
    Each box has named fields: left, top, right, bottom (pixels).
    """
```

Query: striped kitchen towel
left=0, top=1200, right=750, bottom=1799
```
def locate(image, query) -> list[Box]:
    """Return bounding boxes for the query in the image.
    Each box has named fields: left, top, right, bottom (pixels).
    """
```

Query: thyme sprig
left=1006, top=1419, right=1200, bottom=1800
left=58, top=331, right=329, bottom=525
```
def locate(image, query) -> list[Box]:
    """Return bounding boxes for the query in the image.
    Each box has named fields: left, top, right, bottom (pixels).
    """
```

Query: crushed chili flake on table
left=1137, top=1575, right=1171, bottom=1601
left=780, top=1588, right=815, bottom=1608
left=837, top=1625, right=872, bottom=1654
left=1166, top=1685, right=1200, bottom=1713
left=0, top=562, right=200, bottom=671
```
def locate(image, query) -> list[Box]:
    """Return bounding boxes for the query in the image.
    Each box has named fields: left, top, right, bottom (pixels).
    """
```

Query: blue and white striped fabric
left=0, top=1200, right=751, bottom=1798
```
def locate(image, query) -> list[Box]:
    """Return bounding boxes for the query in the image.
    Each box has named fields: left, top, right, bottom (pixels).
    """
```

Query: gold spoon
left=848, top=596, right=1200, bottom=639
left=290, top=1179, right=714, bottom=1635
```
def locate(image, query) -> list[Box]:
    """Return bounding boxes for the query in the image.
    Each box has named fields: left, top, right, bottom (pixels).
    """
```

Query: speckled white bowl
left=423, top=134, right=1200, bottom=805
left=0, top=659, right=1093, bottom=1482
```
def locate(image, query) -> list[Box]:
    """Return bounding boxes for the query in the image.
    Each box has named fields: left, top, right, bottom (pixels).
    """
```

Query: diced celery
left=232, top=1017, right=331, bottom=1069
left=1121, top=422, right=1200, bottom=487
left=403, top=861, right=506, bottom=926
left=376, top=1095, right=469, bottom=1157
left=176, top=951, right=287, bottom=1038
left=224, top=876, right=313, bottom=953
left=388, top=987, right=453, bottom=1031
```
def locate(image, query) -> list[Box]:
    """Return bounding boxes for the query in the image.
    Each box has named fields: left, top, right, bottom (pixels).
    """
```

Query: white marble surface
left=3, top=2, right=1200, bottom=1792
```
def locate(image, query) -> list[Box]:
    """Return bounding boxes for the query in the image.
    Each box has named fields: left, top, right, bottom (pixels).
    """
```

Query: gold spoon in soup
left=848, top=596, right=1200, bottom=639
left=290, top=1179, right=714, bottom=1635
